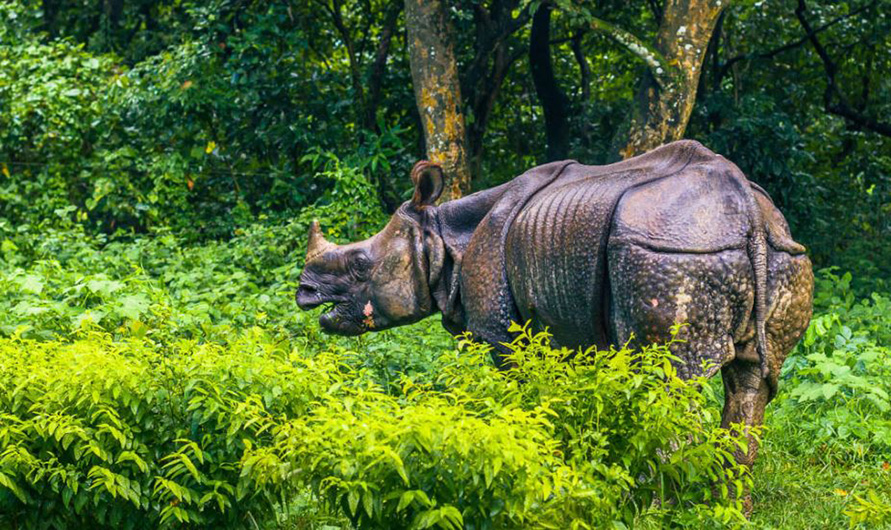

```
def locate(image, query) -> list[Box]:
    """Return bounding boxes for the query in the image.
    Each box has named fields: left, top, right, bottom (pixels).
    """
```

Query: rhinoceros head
left=296, top=161, right=445, bottom=335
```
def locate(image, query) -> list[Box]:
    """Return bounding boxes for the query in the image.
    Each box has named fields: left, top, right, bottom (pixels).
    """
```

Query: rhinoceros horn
left=306, top=220, right=337, bottom=263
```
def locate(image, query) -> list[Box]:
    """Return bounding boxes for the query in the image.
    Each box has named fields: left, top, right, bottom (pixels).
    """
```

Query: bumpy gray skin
left=297, top=140, right=814, bottom=507
left=467, top=141, right=812, bottom=508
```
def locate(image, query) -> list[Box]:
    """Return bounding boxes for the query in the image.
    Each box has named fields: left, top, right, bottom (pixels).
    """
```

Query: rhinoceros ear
left=410, top=161, right=444, bottom=208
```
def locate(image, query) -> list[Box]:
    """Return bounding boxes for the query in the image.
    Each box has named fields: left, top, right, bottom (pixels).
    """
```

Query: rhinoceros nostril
left=297, top=283, right=330, bottom=310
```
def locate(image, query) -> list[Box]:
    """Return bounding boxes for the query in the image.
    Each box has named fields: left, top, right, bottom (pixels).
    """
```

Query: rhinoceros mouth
left=296, top=284, right=343, bottom=311
left=318, top=303, right=364, bottom=336
left=296, top=284, right=364, bottom=335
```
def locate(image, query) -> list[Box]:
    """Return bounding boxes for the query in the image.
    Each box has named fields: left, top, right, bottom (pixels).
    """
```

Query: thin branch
left=364, top=1, right=401, bottom=130
left=588, top=15, right=673, bottom=88
left=356, top=0, right=374, bottom=63
left=320, top=0, right=366, bottom=122
left=718, top=0, right=876, bottom=84
left=647, top=0, right=663, bottom=26
left=572, top=30, right=591, bottom=101
left=796, top=0, right=891, bottom=137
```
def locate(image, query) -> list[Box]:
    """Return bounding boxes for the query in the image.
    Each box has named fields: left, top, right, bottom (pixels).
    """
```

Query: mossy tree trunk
left=592, top=0, right=728, bottom=159
left=405, top=0, right=472, bottom=199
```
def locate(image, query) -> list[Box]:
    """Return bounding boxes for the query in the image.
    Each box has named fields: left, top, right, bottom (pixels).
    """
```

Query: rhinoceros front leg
left=720, top=356, right=770, bottom=515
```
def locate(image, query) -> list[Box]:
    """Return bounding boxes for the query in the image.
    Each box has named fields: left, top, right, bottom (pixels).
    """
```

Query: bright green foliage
left=770, top=269, right=891, bottom=459
left=1, top=215, right=889, bottom=527
left=0, top=331, right=342, bottom=528
left=0, top=327, right=750, bottom=529
left=845, top=489, right=891, bottom=528
left=0, top=200, right=752, bottom=527
left=242, top=329, right=752, bottom=529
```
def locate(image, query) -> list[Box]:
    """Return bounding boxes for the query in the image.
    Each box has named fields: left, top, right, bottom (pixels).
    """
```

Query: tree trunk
left=364, top=3, right=402, bottom=132
left=462, top=1, right=530, bottom=181
left=595, top=0, right=727, bottom=159
left=530, top=2, right=570, bottom=161
left=42, top=0, right=59, bottom=38
left=405, top=0, right=472, bottom=199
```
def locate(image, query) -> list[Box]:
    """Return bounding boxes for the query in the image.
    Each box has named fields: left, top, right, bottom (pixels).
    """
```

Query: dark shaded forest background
left=1, top=0, right=888, bottom=289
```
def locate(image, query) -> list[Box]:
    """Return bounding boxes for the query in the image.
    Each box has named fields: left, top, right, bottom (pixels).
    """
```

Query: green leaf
left=347, top=489, right=360, bottom=515
left=117, top=294, right=151, bottom=320
left=363, top=490, right=374, bottom=518
left=821, top=383, right=840, bottom=400
left=397, top=490, right=414, bottom=512
left=19, top=274, right=44, bottom=294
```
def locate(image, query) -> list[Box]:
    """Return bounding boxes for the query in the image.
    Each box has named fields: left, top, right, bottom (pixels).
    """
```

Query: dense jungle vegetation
left=0, top=0, right=889, bottom=528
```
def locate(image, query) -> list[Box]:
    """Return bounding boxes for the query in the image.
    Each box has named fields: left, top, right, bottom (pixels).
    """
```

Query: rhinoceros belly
left=505, top=175, right=626, bottom=350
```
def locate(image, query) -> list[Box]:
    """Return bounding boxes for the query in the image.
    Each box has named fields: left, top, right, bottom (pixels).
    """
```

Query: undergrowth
left=0, top=170, right=889, bottom=527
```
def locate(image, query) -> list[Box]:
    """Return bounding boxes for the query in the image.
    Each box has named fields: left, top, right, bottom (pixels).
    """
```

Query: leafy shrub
left=0, top=150, right=386, bottom=342
left=844, top=490, right=891, bottom=528
left=0, top=324, right=750, bottom=529
left=222, top=329, right=751, bottom=529
left=439, top=324, right=752, bottom=528
left=770, top=269, right=891, bottom=460
left=0, top=330, right=347, bottom=528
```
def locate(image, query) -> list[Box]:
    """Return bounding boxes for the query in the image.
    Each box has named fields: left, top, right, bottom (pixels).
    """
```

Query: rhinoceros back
left=504, top=140, right=727, bottom=350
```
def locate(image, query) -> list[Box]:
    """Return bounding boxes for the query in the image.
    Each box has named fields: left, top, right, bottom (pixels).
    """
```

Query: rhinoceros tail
left=747, top=209, right=774, bottom=397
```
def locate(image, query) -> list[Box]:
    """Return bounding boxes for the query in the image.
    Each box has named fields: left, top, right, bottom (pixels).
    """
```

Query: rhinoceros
left=296, top=140, right=813, bottom=478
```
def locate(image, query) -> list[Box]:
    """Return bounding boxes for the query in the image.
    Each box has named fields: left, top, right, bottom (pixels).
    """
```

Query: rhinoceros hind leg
left=720, top=356, right=771, bottom=516
left=607, top=242, right=753, bottom=380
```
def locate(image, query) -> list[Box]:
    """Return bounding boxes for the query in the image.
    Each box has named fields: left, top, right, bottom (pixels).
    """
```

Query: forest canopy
left=0, top=0, right=888, bottom=281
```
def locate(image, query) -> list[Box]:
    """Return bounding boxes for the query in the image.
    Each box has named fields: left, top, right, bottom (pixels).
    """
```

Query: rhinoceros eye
left=348, top=250, right=372, bottom=280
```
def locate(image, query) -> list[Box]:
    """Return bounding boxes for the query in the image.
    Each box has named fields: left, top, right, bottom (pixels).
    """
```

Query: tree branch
left=796, top=0, right=891, bottom=137
left=571, top=30, right=591, bottom=101
left=318, top=0, right=367, bottom=127
left=647, top=0, right=663, bottom=26
left=588, top=15, right=673, bottom=88
left=364, top=1, right=401, bottom=131
left=718, top=0, right=876, bottom=85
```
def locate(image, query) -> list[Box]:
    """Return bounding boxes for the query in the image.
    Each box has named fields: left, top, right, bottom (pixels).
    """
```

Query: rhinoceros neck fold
left=425, top=183, right=515, bottom=335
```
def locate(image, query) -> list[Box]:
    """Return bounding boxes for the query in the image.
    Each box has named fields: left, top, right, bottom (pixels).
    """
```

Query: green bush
left=6, top=216, right=890, bottom=529
left=0, top=330, right=342, bottom=528
left=770, top=269, right=891, bottom=459
left=0, top=31, right=118, bottom=227
left=4, top=215, right=889, bottom=528
left=0, top=325, right=750, bottom=529
left=0, top=151, right=386, bottom=342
